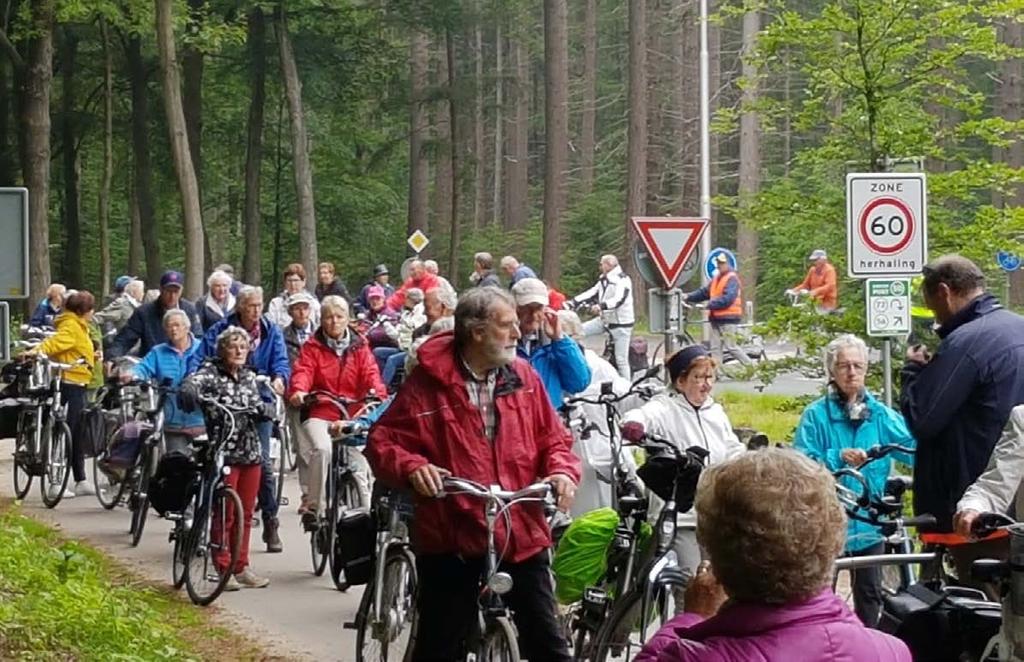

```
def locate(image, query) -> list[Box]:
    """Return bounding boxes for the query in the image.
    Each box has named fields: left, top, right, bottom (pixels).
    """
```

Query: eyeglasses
left=834, top=361, right=867, bottom=373
left=688, top=373, right=717, bottom=383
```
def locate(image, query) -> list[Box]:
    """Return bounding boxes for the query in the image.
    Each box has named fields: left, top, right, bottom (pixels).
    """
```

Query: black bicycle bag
left=149, top=451, right=200, bottom=516
left=335, top=507, right=375, bottom=586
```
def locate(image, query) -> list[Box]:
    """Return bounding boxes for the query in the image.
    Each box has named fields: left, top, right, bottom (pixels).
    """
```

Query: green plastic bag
left=552, top=507, right=651, bottom=605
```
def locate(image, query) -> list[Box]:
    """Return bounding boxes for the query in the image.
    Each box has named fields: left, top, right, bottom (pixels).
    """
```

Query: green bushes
left=0, top=505, right=249, bottom=661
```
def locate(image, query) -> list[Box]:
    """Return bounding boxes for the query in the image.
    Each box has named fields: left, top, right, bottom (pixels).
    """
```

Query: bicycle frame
left=368, top=490, right=414, bottom=625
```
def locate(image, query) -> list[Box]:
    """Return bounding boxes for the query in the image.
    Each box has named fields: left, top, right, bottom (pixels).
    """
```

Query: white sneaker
left=49, top=484, right=74, bottom=500
left=74, top=481, right=97, bottom=496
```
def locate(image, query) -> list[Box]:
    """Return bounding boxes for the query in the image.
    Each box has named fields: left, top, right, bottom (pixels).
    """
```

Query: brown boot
left=263, top=517, right=283, bottom=553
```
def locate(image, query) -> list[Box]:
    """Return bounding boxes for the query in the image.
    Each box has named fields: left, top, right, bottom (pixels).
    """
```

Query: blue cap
left=114, top=275, right=133, bottom=292
left=160, top=271, right=184, bottom=289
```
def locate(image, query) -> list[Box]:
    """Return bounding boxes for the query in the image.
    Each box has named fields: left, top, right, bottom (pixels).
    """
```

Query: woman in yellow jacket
left=27, top=290, right=99, bottom=497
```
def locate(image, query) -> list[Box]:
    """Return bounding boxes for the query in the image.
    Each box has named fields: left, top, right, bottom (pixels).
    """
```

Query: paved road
left=0, top=438, right=360, bottom=661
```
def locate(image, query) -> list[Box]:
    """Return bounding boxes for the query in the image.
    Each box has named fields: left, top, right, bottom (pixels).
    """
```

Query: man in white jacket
left=570, top=254, right=635, bottom=380
left=955, top=405, right=1024, bottom=536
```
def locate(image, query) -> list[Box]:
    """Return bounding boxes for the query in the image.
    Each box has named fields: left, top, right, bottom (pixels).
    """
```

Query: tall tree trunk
left=579, top=0, right=598, bottom=197
left=445, top=29, right=461, bottom=281
left=736, top=7, right=760, bottom=311
left=707, top=0, right=720, bottom=241
left=60, top=27, right=83, bottom=288
left=128, top=35, right=163, bottom=287
left=21, top=0, right=55, bottom=303
left=504, top=36, right=528, bottom=230
left=242, top=6, right=266, bottom=286
left=626, top=0, right=647, bottom=300
left=98, top=18, right=113, bottom=296
left=996, top=17, right=1024, bottom=305
left=128, top=180, right=143, bottom=277
left=676, top=0, right=699, bottom=216
left=276, top=6, right=318, bottom=282
left=542, top=0, right=569, bottom=284
left=156, top=0, right=204, bottom=300
left=491, top=25, right=503, bottom=226
left=182, top=0, right=211, bottom=271
left=433, top=45, right=453, bottom=240
left=645, top=0, right=666, bottom=214
left=472, top=6, right=485, bottom=230
left=407, top=29, right=429, bottom=236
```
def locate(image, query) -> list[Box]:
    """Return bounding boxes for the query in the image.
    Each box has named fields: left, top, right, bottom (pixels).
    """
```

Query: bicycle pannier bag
left=628, top=337, right=649, bottom=373
left=76, top=404, right=107, bottom=458
left=335, top=508, right=375, bottom=586
left=149, top=451, right=200, bottom=516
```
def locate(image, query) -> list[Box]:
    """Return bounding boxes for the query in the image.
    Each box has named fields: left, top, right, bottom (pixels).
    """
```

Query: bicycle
left=124, top=380, right=171, bottom=547
left=255, top=375, right=292, bottom=509
left=301, top=390, right=381, bottom=590
left=177, top=394, right=250, bottom=606
left=91, top=357, right=148, bottom=510
left=9, top=353, right=88, bottom=508
left=436, top=476, right=553, bottom=661
left=346, top=485, right=418, bottom=662
left=584, top=435, right=707, bottom=662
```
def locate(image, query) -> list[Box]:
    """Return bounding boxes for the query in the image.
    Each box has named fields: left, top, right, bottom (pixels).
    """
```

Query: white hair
left=320, top=295, right=349, bottom=317
left=236, top=285, right=264, bottom=306
left=162, top=308, right=190, bottom=328
left=423, top=260, right=439, bottom=274
left=601, top=254, right=619, bottom=268
left=429, top=285, right=458, bottom=312
left=823, top=334, right=869, bottom=378
left=500, top=255, right=519, bottom=269
left=125, top=280, right=145, bottom=299
left=207, top=270, right=233, bottom=288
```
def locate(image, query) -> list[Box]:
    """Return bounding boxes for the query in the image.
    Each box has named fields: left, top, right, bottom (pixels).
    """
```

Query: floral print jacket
left=185, top=359, right=265, bottom=466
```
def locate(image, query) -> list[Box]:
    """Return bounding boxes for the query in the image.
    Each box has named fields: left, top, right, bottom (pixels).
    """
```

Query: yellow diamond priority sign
left=407, top=230, right=430, bottom=254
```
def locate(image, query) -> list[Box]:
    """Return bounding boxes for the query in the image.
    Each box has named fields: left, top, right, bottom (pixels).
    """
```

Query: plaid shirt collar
left=459, top=355, right=498, bottom=442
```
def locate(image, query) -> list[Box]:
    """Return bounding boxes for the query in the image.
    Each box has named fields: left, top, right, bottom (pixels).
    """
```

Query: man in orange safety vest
left=684, top=253, right=753, bottom=368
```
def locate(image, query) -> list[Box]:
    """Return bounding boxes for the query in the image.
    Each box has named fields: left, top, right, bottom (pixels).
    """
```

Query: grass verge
left=0, top=500, right=265, bottom=661
left=716, top=390, right=807, bottom=444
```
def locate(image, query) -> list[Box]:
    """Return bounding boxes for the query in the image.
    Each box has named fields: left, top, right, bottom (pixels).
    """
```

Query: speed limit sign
left=846, top=173, right=927, bottom=277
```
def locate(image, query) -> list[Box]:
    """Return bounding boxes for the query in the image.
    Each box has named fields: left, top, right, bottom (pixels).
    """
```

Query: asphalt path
left=0, top=438, right=360, bottom=661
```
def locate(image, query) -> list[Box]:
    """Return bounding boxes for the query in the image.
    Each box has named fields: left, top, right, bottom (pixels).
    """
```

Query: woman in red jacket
left=286, top=295, right=386, bottom=523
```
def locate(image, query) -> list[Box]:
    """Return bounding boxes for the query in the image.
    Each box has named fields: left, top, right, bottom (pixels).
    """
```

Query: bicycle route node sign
left=407, top=229, right=429, bottom=254
left=631, top=217, right=709, bottom=288
left=997, top=250, right=1022, bottom=273
left=846, top=173, right=927, bottom=278
left=865, top=278, right=911, bottom=338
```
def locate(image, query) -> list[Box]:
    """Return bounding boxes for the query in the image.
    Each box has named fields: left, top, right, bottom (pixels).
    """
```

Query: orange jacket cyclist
left=788, top=249, right=839, bottom=312
left=684, top=254, right=752, bottom=368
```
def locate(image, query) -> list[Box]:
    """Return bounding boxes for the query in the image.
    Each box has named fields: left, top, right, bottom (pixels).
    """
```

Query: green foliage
left=716, top=389, right=804, bottom=444
left=0, top=506, right=250, bottom=660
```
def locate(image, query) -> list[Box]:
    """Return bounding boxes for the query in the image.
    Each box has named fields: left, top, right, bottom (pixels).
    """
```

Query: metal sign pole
left=664, top=291, right=677, bottom=384
left=883, top=339, right=893, bottom=408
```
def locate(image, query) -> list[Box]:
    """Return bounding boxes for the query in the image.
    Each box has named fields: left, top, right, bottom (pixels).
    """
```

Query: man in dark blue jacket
left=189, top=285, right=291, bottom=553
left=901, top=255, right=1024, bottom=533
left=107, top=271, right=202, bottom=360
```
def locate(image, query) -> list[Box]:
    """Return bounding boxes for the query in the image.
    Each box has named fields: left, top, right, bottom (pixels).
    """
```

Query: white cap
left=511, top=278, right=549, bottom=307
left=286, top=291, right=317, bottom=309
left=809, top=249, right=827, bottom=260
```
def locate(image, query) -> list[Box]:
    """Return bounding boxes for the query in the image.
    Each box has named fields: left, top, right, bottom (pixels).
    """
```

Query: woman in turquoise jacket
left=794, top=334, right=915, bottom=629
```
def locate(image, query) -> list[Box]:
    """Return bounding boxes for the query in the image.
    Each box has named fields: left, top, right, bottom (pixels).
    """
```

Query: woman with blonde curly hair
left=636, top=448, right=911, bottom=661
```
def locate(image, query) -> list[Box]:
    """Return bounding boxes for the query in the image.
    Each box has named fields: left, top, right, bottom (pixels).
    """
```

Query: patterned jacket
left=185, top=359, right=265, bottom=466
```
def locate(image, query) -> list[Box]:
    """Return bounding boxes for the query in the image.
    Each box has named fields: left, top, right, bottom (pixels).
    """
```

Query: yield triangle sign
left=631, top=217, right=709, bottom=287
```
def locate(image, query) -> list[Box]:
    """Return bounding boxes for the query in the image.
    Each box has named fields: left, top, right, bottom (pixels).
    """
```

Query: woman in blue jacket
left=794, top=334, right=916, bottom=629
left=132, top=309, right=205, bottom=455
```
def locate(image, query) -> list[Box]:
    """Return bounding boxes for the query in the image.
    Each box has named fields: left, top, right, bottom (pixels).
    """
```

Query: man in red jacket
left=287, top=295, right=386, bottom=521
left=367, top=287, right=580, bottom=662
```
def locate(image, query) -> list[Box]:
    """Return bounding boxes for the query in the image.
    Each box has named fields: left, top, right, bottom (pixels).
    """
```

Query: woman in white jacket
left=621, top=343, right=745, bottom=612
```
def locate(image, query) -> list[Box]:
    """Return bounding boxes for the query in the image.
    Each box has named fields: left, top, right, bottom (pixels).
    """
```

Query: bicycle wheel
left=590, top=585, right=673, bottom=662
left=330, top=472, right=361, bottom=591
left=276, top=428, right=288, bottom=507
left=282, top=422, right=297, bottom=472
left=40, top=421, right=72, bottom=509
left=13, top=418, right=35, bottom=500
left=184, top=485, right=243, bottom=606
left=311, top=514, right=330, bottom=577
left=478, top=615, right=520, bottom=662
left=129, top=451, right=152, bottom=547
left=356, top=547, right=418, bottom=662
left=172, top=488, right=200, bottom=590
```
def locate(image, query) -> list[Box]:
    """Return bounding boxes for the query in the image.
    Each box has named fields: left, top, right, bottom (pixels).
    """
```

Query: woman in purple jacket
left=636, top=448, right=911, bottom=662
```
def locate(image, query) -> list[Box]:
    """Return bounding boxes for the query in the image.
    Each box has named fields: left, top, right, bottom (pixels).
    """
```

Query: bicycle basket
left=628, top=337, right=649, bottom=372
left=334, top=507, right=375, bottom=586
left=149, top=451, right=200, bottom=516
left=103, top=421, right=146, bottom=468
left=552, top=507, right=653, bottom=605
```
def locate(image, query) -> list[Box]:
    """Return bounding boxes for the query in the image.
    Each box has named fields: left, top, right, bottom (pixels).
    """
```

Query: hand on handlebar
left=271, top=377, right=285, bottom=396
left=411, top=463, right=451, bottom=497
left=953, top=509, right=980, bottom=539
left=289, top=391, right=307, bottom=408
left=841, top=448, right=868, bottom=466
left=545, top=473, right=577, bottom=513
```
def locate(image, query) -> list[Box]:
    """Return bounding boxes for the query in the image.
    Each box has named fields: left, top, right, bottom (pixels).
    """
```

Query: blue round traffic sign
left=997, top=251, right=1021, bottom=273
left=704, top=247, right=737, bottom=280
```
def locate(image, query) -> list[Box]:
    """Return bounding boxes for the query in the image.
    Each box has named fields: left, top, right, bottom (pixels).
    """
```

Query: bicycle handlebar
left=971, top=512, right=1017, bottom=538
left=439, top=477, right=552, bottom=504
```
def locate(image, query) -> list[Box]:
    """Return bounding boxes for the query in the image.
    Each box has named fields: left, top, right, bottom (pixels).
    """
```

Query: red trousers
left=212, top=463, right=261, bottom=574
